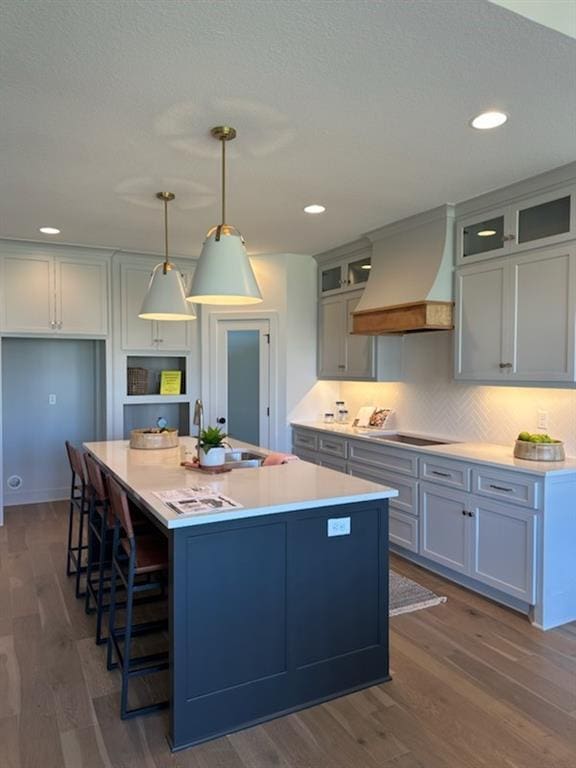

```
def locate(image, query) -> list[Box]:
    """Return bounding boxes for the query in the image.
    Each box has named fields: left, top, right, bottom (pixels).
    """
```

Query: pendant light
left=187, top=126, right=262, bottom=305
left=139, top=192, right=196, bottom=321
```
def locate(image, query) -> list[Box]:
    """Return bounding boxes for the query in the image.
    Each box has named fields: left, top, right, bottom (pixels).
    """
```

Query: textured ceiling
left=1, top=0, right=575, bottom=257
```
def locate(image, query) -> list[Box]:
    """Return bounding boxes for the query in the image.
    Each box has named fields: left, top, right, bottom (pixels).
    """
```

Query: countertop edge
left=290, top=422, right=576, bottom=477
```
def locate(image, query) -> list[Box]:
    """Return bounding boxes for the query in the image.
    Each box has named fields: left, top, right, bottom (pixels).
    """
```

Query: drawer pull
left=432, top=470, right=451, bottom=478
left=489, top=484, right=513, bottom=493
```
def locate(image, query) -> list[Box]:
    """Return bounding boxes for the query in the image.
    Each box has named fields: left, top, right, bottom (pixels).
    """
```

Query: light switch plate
left=327, top=517, right=351, bottom=537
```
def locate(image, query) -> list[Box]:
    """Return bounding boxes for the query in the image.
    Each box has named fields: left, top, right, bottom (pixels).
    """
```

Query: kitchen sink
left=225, top=451, right=266, bottom=468
left=372, top=433, right=454, bottom=446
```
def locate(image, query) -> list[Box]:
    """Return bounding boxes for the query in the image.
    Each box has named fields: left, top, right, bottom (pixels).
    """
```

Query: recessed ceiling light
left=39, top=227, right=61, bottom=234
left=470, top=111, right=508, bottom=130
left=477, top=229, right=497, bottom=237
left=361, top=264, right=372, bottom=270
left=304, top=204, right=326, bottom=215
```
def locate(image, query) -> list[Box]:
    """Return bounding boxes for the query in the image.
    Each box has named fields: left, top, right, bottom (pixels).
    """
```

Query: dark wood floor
left=1, top=501, right=576, bottom=768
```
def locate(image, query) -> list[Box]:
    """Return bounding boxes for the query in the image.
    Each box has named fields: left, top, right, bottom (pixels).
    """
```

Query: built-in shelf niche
left=123, top=402, right=190, bottom=439
left=126, top=355, right=187, bottom=396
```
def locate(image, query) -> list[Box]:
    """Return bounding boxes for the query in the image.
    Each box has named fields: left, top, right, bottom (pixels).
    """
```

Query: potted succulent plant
left=198, top=426, right=230, bottom=467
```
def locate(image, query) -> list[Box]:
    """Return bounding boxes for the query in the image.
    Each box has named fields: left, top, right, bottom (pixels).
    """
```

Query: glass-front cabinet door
left=458, top=209, right=509, bottom=263
left=514, top=188, right=573, bottom=250
left=319, top=252, right=372, bottom=295
left=320, top=263, right=344, bottom=294
left=457, top=186, right=575, bottom=265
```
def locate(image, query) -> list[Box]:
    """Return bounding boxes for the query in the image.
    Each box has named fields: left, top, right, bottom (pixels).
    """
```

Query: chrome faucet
left=192, top=399, right=204, bottom=460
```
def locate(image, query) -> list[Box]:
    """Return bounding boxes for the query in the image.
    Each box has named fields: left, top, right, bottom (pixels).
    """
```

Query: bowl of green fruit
left=514, top=432, right=565, bottom=462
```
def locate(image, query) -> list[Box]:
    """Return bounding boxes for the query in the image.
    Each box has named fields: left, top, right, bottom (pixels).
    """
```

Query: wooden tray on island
left=180, top=460, right=232, bottom=474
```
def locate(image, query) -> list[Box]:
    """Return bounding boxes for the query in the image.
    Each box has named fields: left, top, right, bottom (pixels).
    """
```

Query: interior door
left=214, top=319, right=271, bottom=448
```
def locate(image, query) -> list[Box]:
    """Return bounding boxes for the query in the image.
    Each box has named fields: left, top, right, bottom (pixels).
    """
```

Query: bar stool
left=64, top=440, right=89, bottom=599
left=106, top=474, right=169, bottom=719
left=84, top=451, right=116, bottom=644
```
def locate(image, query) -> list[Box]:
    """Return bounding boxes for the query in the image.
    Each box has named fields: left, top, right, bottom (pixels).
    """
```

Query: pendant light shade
left=139, top=192, right=196, bottom=321
left=187, top=126, right=262, bottom=305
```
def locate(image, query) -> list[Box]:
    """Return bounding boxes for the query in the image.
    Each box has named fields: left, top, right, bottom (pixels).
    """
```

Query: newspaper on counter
left=154, top=486, right=243, bottom=515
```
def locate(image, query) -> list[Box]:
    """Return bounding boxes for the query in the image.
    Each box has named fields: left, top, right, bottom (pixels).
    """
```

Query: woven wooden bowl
left=130, top=428, right=179, bottom=450
left=513, top=440, right=565, bottom=462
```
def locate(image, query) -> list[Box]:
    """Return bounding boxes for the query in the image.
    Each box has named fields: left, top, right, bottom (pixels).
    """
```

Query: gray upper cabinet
left=455, top=245, right=576, bottom=382
left=319, top=253, right=371, bottom=295
left=457, top=185, right=575, bottom=265
left=319, top=291, right=374, bottom=379
left=318, top=290, right=403, bottom=381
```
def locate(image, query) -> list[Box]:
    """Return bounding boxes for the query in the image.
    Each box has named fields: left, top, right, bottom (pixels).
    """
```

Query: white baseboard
left=4, top=487, right=69, bottom=506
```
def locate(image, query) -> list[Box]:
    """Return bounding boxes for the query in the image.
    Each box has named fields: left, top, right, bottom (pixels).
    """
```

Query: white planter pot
left=199, top=446, right=226, bottom=467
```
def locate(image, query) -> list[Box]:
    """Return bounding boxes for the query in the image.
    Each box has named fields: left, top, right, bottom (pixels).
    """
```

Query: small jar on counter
left=323, top=412, right=335, bottom=424
left=336, top=409, right=349, bottom=424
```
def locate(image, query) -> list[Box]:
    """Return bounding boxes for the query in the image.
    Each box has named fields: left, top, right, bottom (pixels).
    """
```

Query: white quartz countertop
left=291, top=421, right=576, bottom=477
left=84, top=437, right=398, bottom=529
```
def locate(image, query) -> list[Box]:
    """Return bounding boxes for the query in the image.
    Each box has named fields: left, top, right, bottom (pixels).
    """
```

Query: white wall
left=339, top=332, right=576, bottom=455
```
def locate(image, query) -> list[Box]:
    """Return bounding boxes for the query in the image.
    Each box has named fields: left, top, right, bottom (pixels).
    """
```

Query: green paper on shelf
left=160, top=370, right=182, bottom=395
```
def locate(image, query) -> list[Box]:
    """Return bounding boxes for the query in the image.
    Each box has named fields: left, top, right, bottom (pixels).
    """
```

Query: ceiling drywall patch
left=115, top=176, right=215, bottom=210
left=155, top=97, right=295, bottom=158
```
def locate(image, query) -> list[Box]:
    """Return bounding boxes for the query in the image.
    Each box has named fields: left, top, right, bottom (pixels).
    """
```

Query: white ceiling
left=1, top=0, right=575, bottom=258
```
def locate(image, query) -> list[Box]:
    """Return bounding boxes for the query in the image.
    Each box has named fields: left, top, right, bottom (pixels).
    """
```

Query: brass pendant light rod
left=156, top=191, right=175, bottom=273
left=210, top=126, right=236, bottom=240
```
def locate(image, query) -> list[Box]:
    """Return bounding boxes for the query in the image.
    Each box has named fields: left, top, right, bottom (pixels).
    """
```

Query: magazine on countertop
left=154, top=486, right=243, bottom=515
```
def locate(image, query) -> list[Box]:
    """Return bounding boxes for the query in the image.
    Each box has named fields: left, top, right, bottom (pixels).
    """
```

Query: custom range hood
left=353, top=205, right=455, bottom=334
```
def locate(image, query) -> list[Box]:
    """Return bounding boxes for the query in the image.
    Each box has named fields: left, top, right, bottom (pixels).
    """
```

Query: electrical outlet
left=327, top=517, right=351, bottom=537
left=48, top=394, right=56, bottom=405
left=537, top=410, right=549, bottom=430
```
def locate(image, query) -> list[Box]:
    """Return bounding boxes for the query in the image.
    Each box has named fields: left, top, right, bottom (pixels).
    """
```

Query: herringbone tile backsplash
left=340, top=332, right=576, bottom=456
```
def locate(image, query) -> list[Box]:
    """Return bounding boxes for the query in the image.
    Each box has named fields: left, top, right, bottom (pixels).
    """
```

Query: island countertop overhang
left=83, top=437, right=398, bottom=529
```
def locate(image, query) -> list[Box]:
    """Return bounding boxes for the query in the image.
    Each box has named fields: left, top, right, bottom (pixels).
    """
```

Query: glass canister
left=323, top=412, right=335, bottom=424
left=336, top=409, right=349, bottom=424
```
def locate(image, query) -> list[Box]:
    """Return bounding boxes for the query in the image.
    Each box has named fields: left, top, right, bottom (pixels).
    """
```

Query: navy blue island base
left=169, top=498, right=390, bottom=751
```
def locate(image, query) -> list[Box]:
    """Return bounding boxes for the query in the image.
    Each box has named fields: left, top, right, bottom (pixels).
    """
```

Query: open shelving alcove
left=123, top=354, right=191, bottom=439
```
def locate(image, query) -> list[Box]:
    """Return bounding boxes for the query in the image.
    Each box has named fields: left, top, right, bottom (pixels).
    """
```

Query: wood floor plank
left=2, top=500, right=576, bottom=768
left=0, top=714, right=21, bottom=768
left=60, top=725, right=112, bottom=768
left=0, top=633, right=21, bottom=719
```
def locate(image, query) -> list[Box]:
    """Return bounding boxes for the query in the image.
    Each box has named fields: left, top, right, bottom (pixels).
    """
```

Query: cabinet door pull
left=499, top=362, right=513, bottom=369
left=489, top=483, right=513, bottom=493
left=462, top=510, right=467, bottom=516
left=337, top=364, right=346, bottom=370
left=468, top=511, right=474, bottom=517
left=432, top=470, right=451, bottom=478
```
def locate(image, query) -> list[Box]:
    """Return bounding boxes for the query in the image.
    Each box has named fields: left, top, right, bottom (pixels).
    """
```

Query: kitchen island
left=84, top=437, right=398, bottom=751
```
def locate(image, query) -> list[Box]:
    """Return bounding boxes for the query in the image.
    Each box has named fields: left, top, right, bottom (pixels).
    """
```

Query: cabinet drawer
left=318, top=434, right=348, bottom=459
left=348, top=463, right=417, bottom=515
left=318, top=456, right=347, bottom=473
left=420, top=457, right=470, bottom=491
left=292, top=429, right=318, bottom=453
left=292, top=448, right=318, bottom=465
left=389, top=509, right=418, bottom=553
left=349, top=440, right=418, bottom=477
left=472, top=468, right=540, bottom=509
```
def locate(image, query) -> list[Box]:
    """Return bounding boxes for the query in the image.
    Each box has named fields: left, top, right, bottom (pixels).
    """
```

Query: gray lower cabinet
left=470, top=497, right=536, bottom=603
left=420, top=482, right=537, bottom=603
left=293, top=427, right=540, bottom=606
left=420, top=484, right=469, bottom=574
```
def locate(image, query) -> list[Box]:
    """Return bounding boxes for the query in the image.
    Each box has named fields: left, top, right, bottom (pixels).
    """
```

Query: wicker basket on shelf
left=127, top=367, right=148, bottom=396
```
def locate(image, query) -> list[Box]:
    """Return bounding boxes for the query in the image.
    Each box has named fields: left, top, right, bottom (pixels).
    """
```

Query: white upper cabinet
left=56, top=257, right=108, bottom=335
left=0, top=250, right=109, bottom=335
left=455, top=245, right=576, bottom=382
left=120, top=262, right=192, bottom=352
left=457, top=185, right=575, bottom=265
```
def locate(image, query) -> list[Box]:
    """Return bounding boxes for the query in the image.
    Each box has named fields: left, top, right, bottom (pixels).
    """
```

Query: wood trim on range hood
left=352, top=300, right=454, bottom=335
